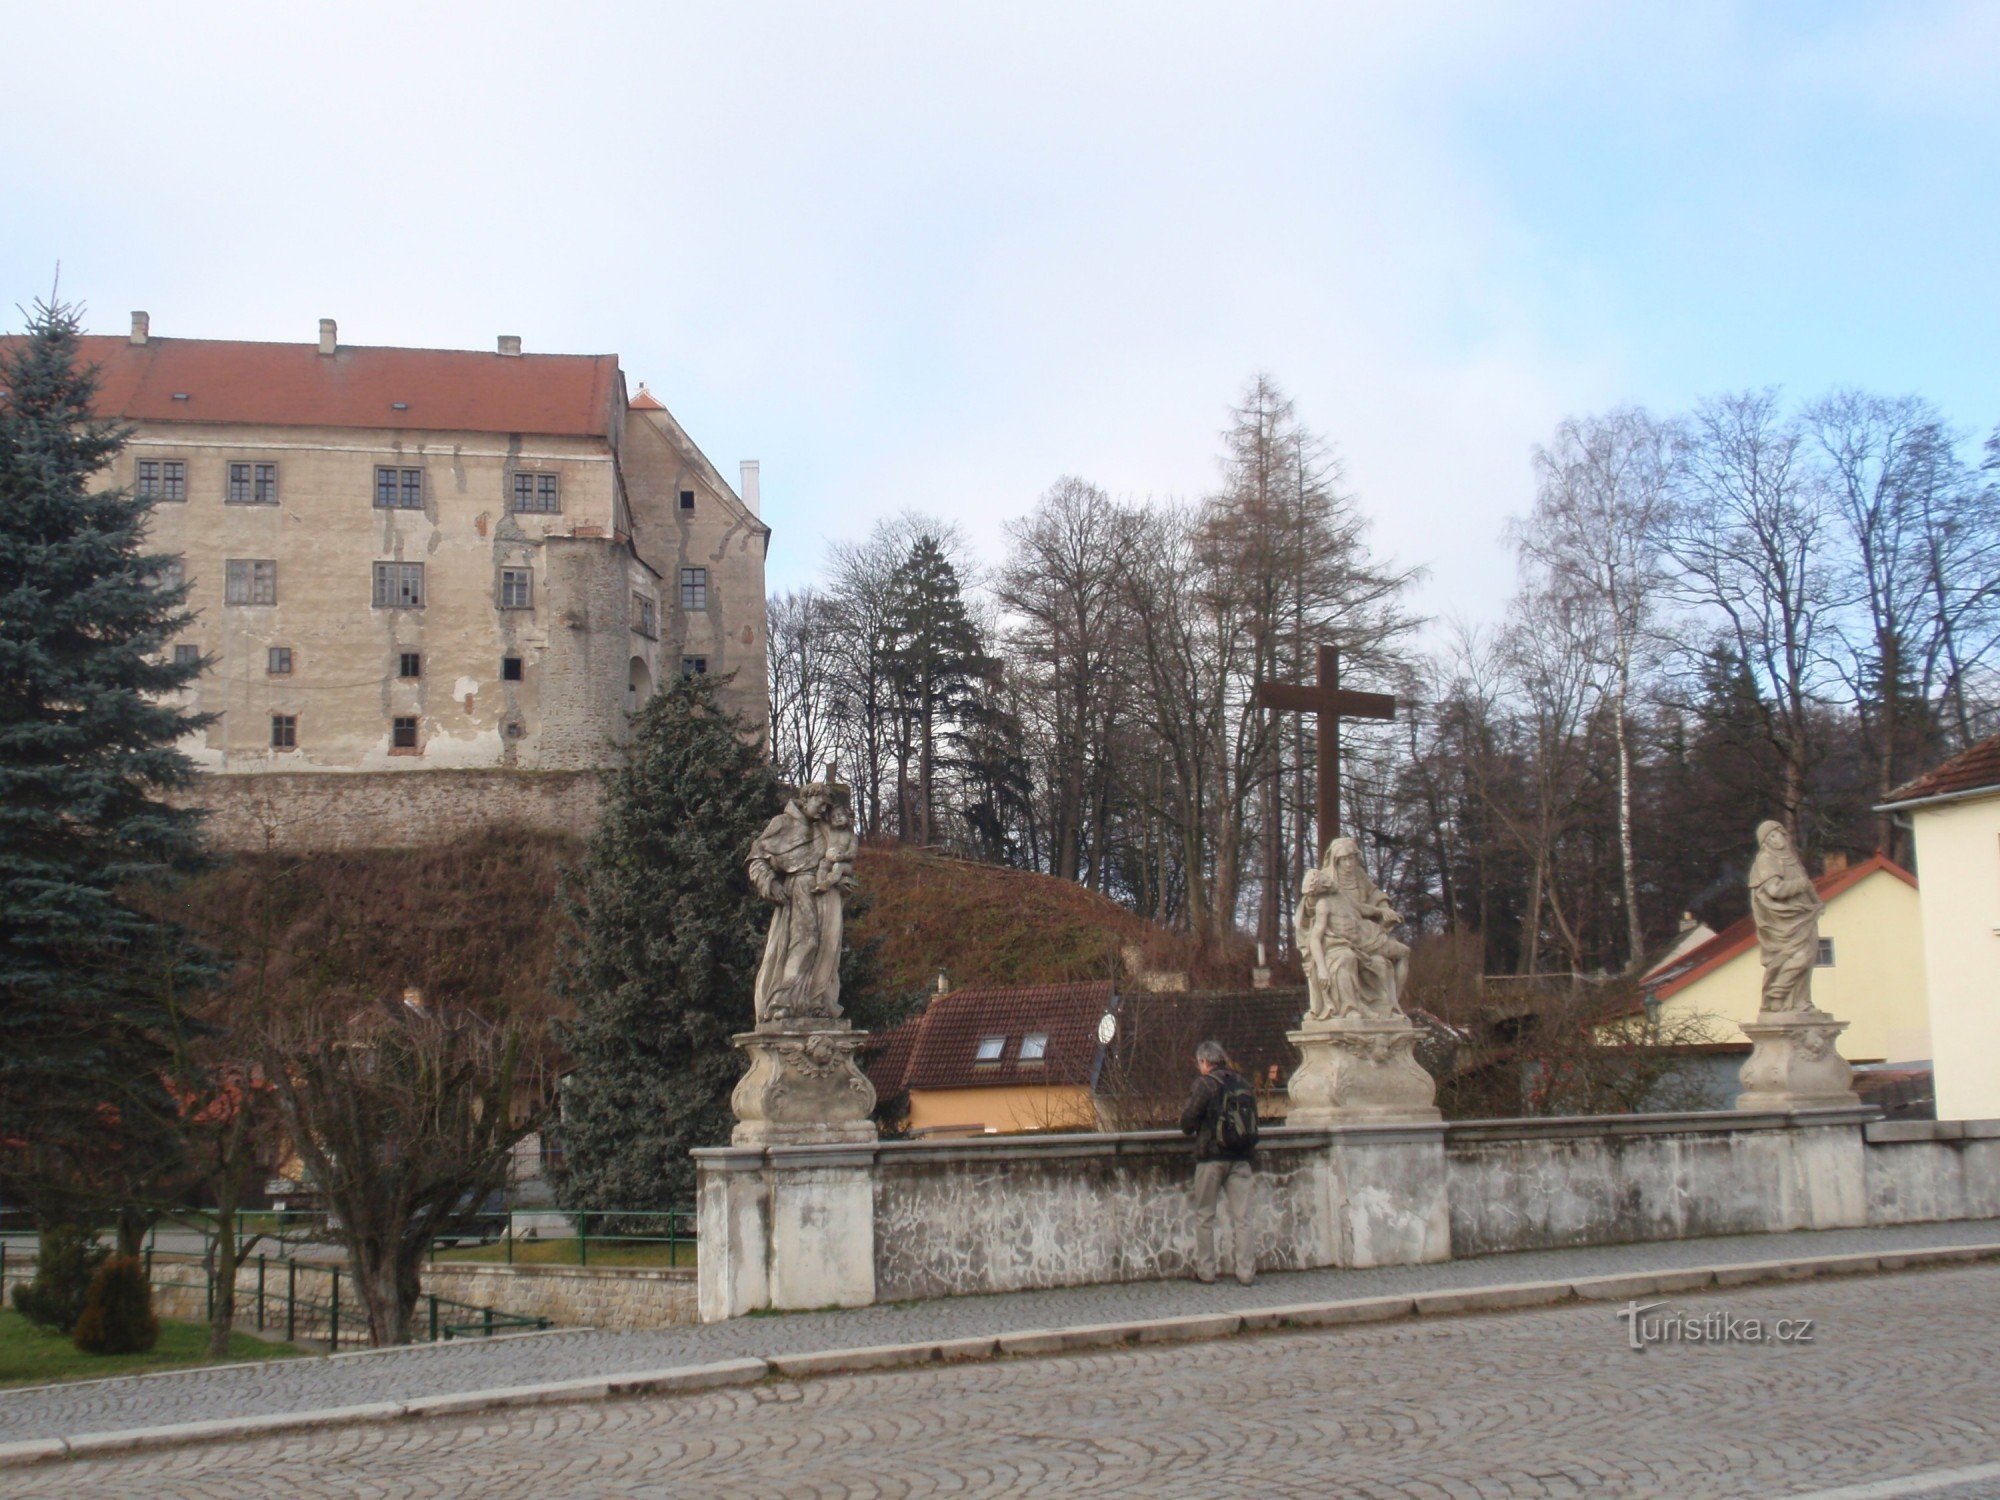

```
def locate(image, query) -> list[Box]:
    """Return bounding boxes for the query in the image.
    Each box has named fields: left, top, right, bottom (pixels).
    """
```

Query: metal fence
left=428, top=1208, right=698, bottom=1268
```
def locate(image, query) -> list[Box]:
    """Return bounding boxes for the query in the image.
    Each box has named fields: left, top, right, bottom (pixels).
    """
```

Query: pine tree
left=554, top=672, right=783, bottom=1210
left=883, top=534, right=991, bottom=846
left=0, top=298, right=211, bottom=1165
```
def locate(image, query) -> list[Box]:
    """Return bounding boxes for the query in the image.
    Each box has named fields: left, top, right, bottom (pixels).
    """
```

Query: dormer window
left=1019, top=1033, right=1049, bottom=1062
left=973, top=1036, right=1005, bottom=1063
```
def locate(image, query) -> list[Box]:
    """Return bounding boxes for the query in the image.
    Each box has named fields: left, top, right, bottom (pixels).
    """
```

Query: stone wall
left=179, top=767, right=603, bottom=851
left=418, top=1263, right=697, bottom=1330
left=699, top=1106, right=2000, bottom=1321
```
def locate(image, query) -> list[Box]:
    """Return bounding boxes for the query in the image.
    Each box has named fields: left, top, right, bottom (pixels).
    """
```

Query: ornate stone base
left=1285, top=1018, right=1441, bottom=1126
left=729, top=1023, right=879, bottom=1147
left=1736, top=1011, right=1861, bottom=1111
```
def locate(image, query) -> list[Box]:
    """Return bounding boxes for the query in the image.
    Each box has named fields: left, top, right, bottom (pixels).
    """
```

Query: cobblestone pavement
left=14, top=1264, right=2000, bottom=1499
left=1, top=1219, right=1996, bottom=1448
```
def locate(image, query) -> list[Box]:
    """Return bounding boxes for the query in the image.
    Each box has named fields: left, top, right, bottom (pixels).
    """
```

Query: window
left=372, top=562, right=425, bottom=608
left=680, top=567, right=708, bottom=610
left=399, top=652, right=421, bottom=679
left=1816, top=938, right=1836, bottom=967
left=227, top=462, right=278, bottom=504
left=374, top=467, right=424, bottom=510
left=632, top=592, right=658, bottom=639
left=502, top=655, right=523, bottom=682
left=392, top=716, right=419, bottom=750
left=173, top=643, right=201, bottom=669
left=137, top=459, right=186, bottom=501
left=679, top=489, right=696, bottom=511
left=974, top=1036, right=1005, bottom=1063
left=151, top=558, right=185, bottom=592
left=681, top=656, right=707, bottom=677
left=499, top=568, right=534, bottom=609
left=270, top=714, right=297, bottom=749
left=268, top=647, right=293, bottom=675
left=512, top=472, right=560, bottom=513
left=224, top=559, right=277, bottom=605
left=1019, top=1033, right=1049, bottom=1062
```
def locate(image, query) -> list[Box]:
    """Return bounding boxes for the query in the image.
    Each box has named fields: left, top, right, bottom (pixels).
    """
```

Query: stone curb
left=5, top=1241, right=1997, bottom=1470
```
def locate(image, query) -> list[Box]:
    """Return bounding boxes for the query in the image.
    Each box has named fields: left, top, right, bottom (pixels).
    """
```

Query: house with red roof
left=1879, top=730, right=2000, bottom=1120
left=1622, top=852, right=1928, bottom=1067
left=18, top=313, right=770, bottom=848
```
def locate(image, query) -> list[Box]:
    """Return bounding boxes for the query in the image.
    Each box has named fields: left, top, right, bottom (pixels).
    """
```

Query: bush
left=10, top=1223, right=108, bottom=1333
left=71, top=1256, right=159, bottom=1355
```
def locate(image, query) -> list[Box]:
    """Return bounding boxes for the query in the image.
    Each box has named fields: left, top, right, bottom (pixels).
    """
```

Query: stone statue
left=1747, top=819, right=1825, bottom=1015
left=748, top=782, right=859, bottom=1025
left=1296, top=837, right=1411, bottom=1023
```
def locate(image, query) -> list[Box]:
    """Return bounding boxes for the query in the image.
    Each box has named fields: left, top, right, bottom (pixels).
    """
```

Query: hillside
left=847, top=843, right=1230, bottom=1000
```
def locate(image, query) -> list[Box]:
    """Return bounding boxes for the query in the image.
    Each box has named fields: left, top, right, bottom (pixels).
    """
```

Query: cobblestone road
left=15, top=1263, right=2000, bottom=1499
left=2, top=1219, right=1997, bottom=1448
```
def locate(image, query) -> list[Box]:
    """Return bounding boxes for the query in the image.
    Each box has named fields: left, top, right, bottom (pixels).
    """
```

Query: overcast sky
left=7, top=2, right=1996, bottom=626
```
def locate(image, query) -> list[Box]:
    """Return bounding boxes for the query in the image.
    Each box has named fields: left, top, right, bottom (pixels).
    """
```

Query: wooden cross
left=1254, top=644, right=1396, bottom=861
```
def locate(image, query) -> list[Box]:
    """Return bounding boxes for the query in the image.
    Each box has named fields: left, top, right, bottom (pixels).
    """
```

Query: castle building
left=84, top=314, right=770, bottom=846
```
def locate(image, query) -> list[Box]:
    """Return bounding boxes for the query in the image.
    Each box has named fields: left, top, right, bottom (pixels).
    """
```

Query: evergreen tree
left=0, top=298, right=211, bottom=1170
left=554, top=672, right=783, bottom=1209
left=883, top=533, right=992, bottom=846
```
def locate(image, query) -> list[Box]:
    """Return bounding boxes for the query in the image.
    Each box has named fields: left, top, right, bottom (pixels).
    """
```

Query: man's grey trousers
left=1192, top=1158, right=1255, bottom=1284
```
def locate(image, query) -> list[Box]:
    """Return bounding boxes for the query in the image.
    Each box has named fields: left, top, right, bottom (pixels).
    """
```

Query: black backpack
left=1214, top=1071, right=1259, bottom=1152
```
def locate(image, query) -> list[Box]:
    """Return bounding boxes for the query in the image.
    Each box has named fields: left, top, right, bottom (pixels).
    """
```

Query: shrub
left=71, top=1256, right=159, bottom=1355
left=10, top=1223, right=108, bottom=1333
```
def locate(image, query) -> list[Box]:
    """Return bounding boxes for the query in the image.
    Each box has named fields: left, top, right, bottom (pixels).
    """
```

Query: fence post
left=329, top=1266, right=340, bottom=1348
left=483, top=1307, right=494, bottom=1338
left=257, top=1255, right=266, bottom=1332
left=506, top=1209, right=513, bottom=1266
left=579, top=1212, right=589, bottom=1268
left=287, top=1260, right=297, bottom=1343
left=205, top=1251, right=214, bottom=1322
left=429, top=1294, right=439, bottom=1343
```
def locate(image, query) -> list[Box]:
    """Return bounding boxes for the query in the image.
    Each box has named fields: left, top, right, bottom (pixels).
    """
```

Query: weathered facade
left=75, top=314, right=769, bottom=845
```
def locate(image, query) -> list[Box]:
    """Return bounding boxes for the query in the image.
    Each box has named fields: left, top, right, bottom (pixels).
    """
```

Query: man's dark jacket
left=1179, top=1067, right=1256, bottom=1163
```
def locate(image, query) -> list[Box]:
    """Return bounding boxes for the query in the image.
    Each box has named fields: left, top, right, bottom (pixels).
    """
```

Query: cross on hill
left=1254, top=644, right=1396, bottom=861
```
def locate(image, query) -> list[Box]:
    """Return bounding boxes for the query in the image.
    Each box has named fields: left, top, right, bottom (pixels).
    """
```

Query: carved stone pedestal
left=1736, top=1010, right=1861, bottom=1112
left=1286, top=1017, right=1441, bottom=1126
left=729, top=1023, right=878, bottom=1147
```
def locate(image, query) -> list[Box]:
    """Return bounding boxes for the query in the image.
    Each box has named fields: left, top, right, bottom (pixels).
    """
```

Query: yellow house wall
left=905, top=1084, right=1098, bottom=1135
left=1910, top=796, right=2000, bottom=1120
left=1651, top=870, right=1929, bottom=1064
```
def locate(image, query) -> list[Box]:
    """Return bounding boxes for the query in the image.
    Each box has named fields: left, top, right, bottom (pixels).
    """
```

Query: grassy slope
left=0, top=1309, right=302, bottom=1389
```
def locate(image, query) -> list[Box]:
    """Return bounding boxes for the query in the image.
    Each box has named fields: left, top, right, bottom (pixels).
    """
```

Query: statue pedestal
left=1286, top=1017, right=1440, bottom=1126
left=730, top=1022, right=878, bottom=1147
left=1736, top=1011, right=1860, bottom=1111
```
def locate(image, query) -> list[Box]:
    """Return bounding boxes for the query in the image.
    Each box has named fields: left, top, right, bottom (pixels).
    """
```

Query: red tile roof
left=868, top=982, right=1115, bottom=1093
left=628, top=383, right=666, bottom=411
left=1648, top=854, right=1915, bottom=1002
left=21, top=334, right=624, bottom=438
left=1881, top=731, right=2000, bottom=808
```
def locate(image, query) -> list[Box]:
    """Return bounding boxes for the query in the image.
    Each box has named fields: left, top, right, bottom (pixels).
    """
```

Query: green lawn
left=430, top=1239, right=695, bottom=1269
left=0, top=1309, right=304, bottom=1389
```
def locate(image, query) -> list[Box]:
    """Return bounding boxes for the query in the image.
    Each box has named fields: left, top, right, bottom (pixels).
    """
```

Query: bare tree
left=767, top=587, right=838, bottom=786
left=1514, top=408, right=1675, bottom=969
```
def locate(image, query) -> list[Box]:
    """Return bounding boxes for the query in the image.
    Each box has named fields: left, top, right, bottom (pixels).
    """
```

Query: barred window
left=228, top=462, right=279, bottom=504
left=680, top=567, right=708, bottom=611
left=632, top=592, right=658, bottom=638
left=268, top=647, right=293, bottom=675
left=271, top=715, right=297, bottom=749
left=511, top=472, right=560, bottom=513
left=224, top=559, right=277, bottom=605
left=374, top=467, right=424, bottom=510
left=138, top=459, right=186, bottom=501
left=372, top=562, right=425, bottom=608
left=499, top=568, right=533, bottom=610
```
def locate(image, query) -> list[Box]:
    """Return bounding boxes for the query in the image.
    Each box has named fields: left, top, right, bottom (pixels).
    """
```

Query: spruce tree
left=554, top=671, right=783, bottom=1210
left=0, top=298, right=211, bottom=1163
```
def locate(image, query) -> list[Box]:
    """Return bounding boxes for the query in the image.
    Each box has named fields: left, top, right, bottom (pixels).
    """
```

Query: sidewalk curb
left=5, top=1240, right=1998, bottom=1469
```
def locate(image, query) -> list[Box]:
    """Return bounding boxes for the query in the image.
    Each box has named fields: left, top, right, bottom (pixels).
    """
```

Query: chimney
left=739, top=460, right=761, bottom=516
left=1678, top=910, right=1697, bottom=934
left=936, top=970, right=949, bottom=995
left=497, top=335, right=522, bottom=356
left=318, top=318, right=337, bottom=355
left=1251, top=941, right=1272, bottom=990
left=129, top=311, right=149, bottom=345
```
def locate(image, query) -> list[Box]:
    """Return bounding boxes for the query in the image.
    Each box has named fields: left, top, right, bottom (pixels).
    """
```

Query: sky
left=5, top=1, right=1997, bottom=628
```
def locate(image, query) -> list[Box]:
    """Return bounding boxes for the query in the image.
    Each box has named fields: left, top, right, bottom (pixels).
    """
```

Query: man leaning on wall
left=1179, top=1040, right=1259, bottom=1286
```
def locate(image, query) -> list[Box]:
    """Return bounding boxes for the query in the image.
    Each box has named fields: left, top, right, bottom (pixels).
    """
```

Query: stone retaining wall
left=418, top=1263, right=696, bottom=1330
left=176, top=768, right=603, bottom=852
left=698, top=1107, right=2000, bottom=1321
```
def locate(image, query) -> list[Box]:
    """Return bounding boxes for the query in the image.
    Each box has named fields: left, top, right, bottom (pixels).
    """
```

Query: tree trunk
left=208, top=1200, right=240, bottom=1358
left=351, top=1241, right=422, bottom=1347
left=1612, top=681, right=1644, bottom=971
